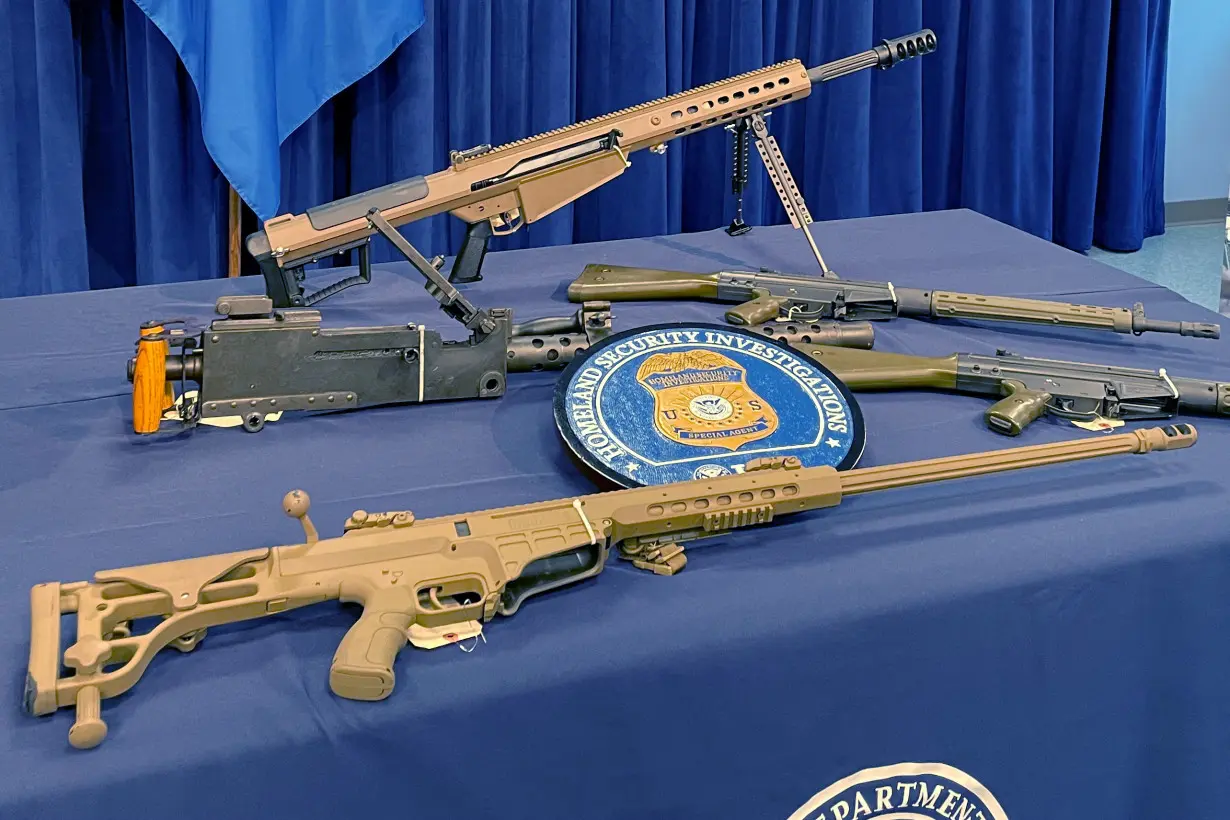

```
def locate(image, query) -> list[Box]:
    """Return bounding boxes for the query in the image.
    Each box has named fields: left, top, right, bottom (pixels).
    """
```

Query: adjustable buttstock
left=726, top=293, right=791, bottom=325
left=986, top=381, right=1051, bottom=436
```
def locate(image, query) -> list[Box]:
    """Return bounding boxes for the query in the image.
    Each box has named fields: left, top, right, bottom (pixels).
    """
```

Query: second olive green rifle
left=794, top=343, right=1230, bottom=435
left=567, top=263, right=1222, bottom=340
left=27, top=425, right=1196, bottom=748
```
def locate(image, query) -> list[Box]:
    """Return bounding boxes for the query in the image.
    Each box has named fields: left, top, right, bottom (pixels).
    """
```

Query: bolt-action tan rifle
left=566, top=263, right=1222, bottom=340
left=247, top=30, right=937, bottom=308
left=795, top=344, right=1230, bottom=435
left=27, top=425, right=1196, bottom=749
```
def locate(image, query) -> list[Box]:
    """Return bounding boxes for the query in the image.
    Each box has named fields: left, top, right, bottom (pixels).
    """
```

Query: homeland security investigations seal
left=553, top=323, right=865, bottom=486
left=787, top=763, right=1009, bottom=820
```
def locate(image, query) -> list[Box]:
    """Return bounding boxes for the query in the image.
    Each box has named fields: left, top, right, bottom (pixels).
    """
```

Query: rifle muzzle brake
left=807, top=28, right=937, bottom=84
left=1130, top=303, right=1220, bottom=338
left=874, top=29, right=937, bottom=68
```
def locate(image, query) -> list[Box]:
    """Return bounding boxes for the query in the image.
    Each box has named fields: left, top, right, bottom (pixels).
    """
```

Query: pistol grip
left=986, top=381, right=1051, bottom=436
left=726, top=294, right=789, bottom=325
left=448, top=220, right=493, bottom=284
left=330, top=592, right=415, bottom=702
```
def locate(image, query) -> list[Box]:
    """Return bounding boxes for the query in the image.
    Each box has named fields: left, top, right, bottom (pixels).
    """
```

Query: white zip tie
left=573, top=499, right=597, bottom=545
left=417, top=324, right=426, bottom=401
left=459, top=632, right=486, bottom=654
left=1159, top=368, right=1178, bottom=399
left=887, top=281, right=897, bottom=306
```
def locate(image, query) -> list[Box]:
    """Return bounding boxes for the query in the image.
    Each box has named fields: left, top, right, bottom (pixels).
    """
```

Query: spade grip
left=986, top=381, right=1051, bottom=435
left=132, top=324, right=173, bottom=434
left=329, top=585, right=415, bottom=702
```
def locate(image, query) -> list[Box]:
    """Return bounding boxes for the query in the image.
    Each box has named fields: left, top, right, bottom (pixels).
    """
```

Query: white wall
left=1164, top=0, right=1230, bottom=202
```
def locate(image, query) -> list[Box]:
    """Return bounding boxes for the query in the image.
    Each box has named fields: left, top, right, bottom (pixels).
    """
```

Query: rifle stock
left=919, top=291, right=1219, bottom=338
left=788, top=344, right=960, bottom=390
left=567, top=264, right=723, bottom=301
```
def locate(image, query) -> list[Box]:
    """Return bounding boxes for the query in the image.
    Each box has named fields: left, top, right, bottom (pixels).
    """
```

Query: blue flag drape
left=132, top=0, right=425, bottom=220
left=0, top=0, right=1171, bottom=298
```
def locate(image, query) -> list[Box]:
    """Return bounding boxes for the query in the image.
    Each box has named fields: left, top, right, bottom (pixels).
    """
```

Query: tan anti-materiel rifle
left=26, top=425, right=1196, bottom=749
left=248, top=30, right=937, bottom=307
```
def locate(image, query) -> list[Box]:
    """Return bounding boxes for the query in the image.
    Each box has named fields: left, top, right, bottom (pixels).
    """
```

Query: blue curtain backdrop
left=0, top=0, right=1170, bottom=298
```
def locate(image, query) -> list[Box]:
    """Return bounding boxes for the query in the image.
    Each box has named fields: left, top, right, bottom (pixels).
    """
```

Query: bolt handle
left=283, top=490, right=318, bottom=544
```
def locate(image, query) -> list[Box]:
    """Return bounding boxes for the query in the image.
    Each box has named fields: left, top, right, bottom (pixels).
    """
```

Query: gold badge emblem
left=636, top=350, right=778, bottom=451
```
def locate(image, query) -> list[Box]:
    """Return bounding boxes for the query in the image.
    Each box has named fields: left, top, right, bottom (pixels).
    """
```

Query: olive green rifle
left=248, top=31, right=936, bottom=307
left=27, top=425, right=1196, bottom=749
left=567, top=263, right=1222, bottom=340
left=796, top=344, right=1230, bottom=435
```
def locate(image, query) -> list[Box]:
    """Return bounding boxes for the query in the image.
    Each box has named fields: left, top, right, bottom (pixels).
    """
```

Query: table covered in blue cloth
left=2, top=210, right=1227, bottom=818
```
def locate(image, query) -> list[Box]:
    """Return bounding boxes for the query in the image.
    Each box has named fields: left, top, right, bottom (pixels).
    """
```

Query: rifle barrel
left=808, top=29, right=937, bottom=83
left=839, top=425, right=1196, bottom=496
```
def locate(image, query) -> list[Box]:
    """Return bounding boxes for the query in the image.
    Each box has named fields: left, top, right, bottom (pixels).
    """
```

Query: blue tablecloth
left=3, top=210, right=1228, bottom=818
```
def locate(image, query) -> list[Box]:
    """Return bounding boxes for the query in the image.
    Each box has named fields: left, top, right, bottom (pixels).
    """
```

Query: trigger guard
left=490, top=211, right=523, bottom=236
left=1047, top=396, right=1102, bottom=420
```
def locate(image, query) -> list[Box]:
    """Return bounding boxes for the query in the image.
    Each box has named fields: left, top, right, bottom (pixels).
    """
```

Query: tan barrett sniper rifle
left=247, top=30, right=937, bottom=308
left=27, top=425, right=1196, bottom=749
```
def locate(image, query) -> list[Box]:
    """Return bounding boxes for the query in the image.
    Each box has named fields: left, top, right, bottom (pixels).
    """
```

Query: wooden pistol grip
left=132, top=328, right=170, bottom=434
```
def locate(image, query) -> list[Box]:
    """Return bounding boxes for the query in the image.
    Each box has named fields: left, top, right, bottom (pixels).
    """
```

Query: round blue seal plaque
left=554, top=323, right=866, bottom=487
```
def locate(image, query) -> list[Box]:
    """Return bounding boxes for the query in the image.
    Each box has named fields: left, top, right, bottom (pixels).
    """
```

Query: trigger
left=490, top=209, right=523, bottom=236
left=407, top=621, right=483, bottom=650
